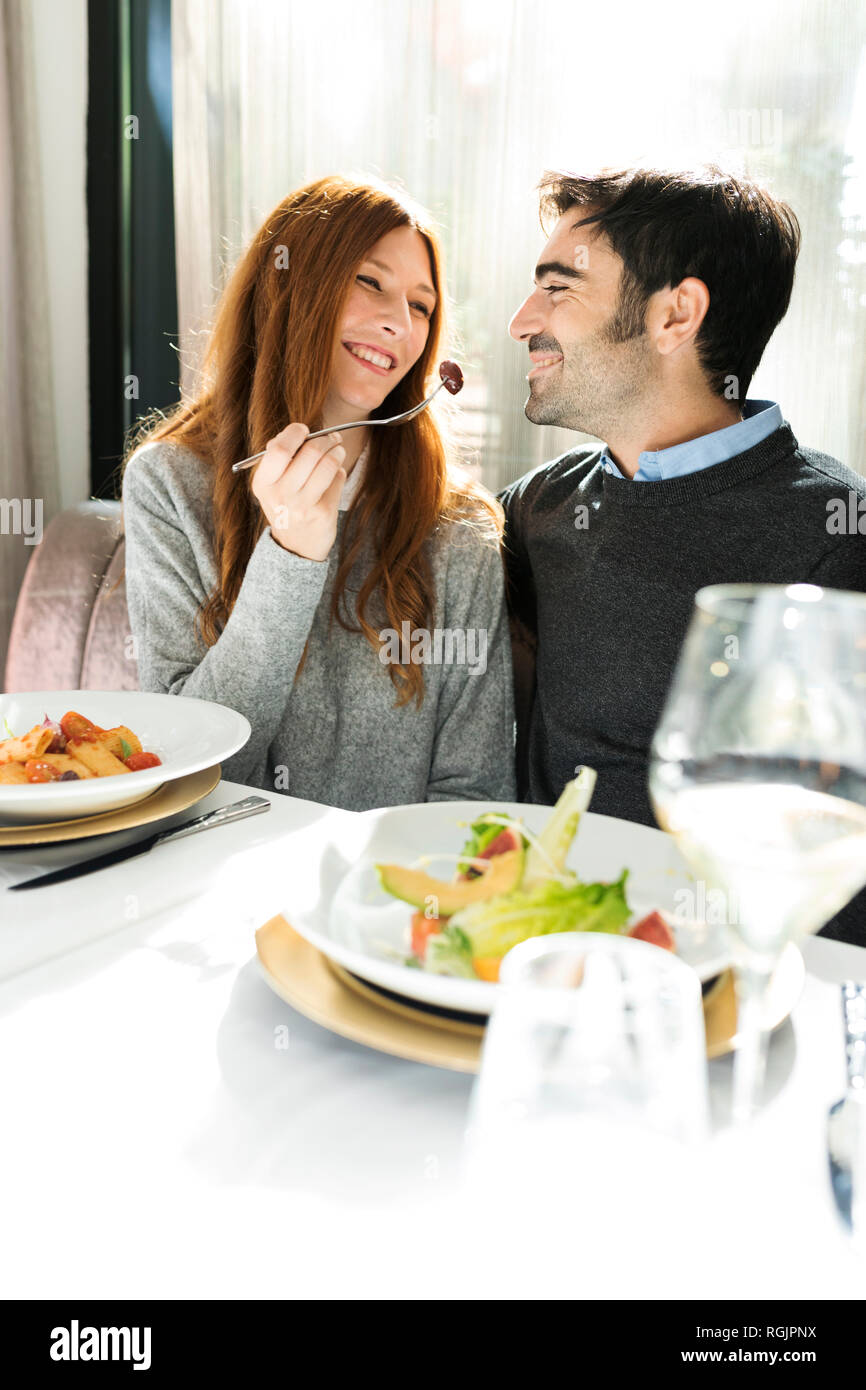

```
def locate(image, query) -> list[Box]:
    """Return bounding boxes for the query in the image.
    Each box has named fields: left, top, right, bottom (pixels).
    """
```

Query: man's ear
left=649, top=277, right=710, bottom=358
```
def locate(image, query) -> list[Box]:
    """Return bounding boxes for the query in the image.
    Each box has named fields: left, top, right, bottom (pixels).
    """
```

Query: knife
left=7, top=795, right=272, bottom=891
left=827, top=980, right=866, bottom=1237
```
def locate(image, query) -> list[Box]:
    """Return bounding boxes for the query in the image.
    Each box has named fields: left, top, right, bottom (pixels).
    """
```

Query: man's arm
left=497, top=477, right=538, bottom=641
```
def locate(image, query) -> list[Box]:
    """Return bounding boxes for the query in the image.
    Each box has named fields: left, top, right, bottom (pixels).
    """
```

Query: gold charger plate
left=255, top=916, right=805, bottom=1071
left=0, top=764, right=222, bottom=846
left=256, top=915, right=481, bottom=1072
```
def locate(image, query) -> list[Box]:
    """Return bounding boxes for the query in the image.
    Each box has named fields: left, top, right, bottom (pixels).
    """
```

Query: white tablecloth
left=1, top=780, right=865, bottom=1299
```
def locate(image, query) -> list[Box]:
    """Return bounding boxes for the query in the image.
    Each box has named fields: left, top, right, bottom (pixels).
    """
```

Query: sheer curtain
left=0, top=0, right=60, bottom=681
left=171, top=0, right=866, bottom=491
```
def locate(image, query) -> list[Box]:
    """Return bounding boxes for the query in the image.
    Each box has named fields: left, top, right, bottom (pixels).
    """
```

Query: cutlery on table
left=231, top=359, right=464, bottom=473
left=827, top=980, right=866, bottom=1234
left=7, top=796, right=271, bottom=891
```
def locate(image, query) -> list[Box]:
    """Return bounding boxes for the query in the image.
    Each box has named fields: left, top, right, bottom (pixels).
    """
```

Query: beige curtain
left=0, top=0, right=60, bottom=685
left=171, top=0, right=866, bottom=490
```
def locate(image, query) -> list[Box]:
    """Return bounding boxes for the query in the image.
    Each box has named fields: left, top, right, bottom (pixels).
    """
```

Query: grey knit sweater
left=122, top=440, right=516, bottom=810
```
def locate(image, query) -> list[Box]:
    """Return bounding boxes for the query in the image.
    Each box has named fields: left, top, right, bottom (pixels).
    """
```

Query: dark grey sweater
left=500, top=422, right=866, bottom=942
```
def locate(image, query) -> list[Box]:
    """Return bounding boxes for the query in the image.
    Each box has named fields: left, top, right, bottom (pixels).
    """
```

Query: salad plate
left=0, top=691, right=250, bottom=823
left=285, top=774, right=731, bottom=1017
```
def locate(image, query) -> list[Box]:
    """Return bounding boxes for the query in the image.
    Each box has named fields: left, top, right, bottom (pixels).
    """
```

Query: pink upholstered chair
left=3, top=501, right=139, bottom=694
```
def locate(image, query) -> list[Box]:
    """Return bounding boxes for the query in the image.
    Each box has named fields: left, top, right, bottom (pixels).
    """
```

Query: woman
left=122, top=174, right=516, bottom=810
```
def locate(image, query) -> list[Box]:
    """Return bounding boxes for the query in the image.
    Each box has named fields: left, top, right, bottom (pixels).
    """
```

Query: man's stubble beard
left=524, top=315, right=652, bottom=438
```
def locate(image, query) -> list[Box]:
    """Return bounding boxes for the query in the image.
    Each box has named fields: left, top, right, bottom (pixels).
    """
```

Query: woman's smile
left=342, top=340, right=397, bottom=375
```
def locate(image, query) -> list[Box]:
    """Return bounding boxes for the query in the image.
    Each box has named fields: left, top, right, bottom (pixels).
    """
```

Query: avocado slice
left=376, top=848, right=523, bottom=914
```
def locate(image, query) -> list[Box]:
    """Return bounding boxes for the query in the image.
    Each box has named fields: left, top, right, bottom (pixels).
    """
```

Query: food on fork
left=375, top=768, right=676, bottom=982
left=0, top=711, right=162, bottom=784
left=438, top=359, right=463, bottom=395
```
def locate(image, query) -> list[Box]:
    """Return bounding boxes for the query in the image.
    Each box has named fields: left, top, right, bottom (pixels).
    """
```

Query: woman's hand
left=251, top=424, right=347, bottom=562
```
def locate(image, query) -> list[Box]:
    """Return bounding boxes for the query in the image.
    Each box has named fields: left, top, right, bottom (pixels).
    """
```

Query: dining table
left=1, top=776, right=865, bottom=1304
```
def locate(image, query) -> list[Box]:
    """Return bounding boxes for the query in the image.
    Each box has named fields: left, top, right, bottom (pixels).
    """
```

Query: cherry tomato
left=628, top=911, right=675, bottom=951
left=60, top=711, right=104, bottom=742
left=459, top=827, right=522, bottom=880
left=123, top=751, right=162, bottom=772
left=410, top=911, right=445, bottom=961
left=24, top=760, right=59, bottom=783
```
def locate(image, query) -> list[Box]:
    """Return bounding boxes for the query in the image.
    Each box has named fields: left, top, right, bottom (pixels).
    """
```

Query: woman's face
left=325, top=225, right=437, bottom=420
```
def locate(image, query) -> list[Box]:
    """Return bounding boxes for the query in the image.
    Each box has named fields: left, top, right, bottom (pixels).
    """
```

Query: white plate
left=0, top=690, right=250, bottom=823
left=286, top=800, right=726, bottom=1016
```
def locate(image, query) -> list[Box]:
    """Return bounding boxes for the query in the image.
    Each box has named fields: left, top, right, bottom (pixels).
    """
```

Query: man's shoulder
left=790, top=443, right=866, bottom=498
left=498, top=442, right=605, bottom=514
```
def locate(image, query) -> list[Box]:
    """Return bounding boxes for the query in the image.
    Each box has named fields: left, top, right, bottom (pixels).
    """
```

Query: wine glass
left=649, top=583, right=866, bottom=1122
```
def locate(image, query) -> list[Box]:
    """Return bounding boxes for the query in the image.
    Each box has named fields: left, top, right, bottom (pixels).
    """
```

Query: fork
left=231, top=359, right=464, bottom=473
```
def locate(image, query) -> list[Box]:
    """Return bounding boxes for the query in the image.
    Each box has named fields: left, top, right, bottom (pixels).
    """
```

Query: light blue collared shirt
left=600, top=399, right=783, bottom=481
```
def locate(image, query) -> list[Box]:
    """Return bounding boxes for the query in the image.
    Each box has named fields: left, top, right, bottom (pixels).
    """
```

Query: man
left=499, top=167, right=866, bottom=941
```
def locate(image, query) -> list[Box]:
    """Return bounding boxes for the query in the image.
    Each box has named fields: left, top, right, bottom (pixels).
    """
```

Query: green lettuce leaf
left=449, top=870, right=630, bottom=962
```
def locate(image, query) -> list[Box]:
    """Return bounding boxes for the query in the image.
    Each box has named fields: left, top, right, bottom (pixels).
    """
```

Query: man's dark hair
left=537, top=166, right=801, bottom=399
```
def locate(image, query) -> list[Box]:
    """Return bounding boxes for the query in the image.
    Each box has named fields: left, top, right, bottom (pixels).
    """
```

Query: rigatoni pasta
left=0, top=711, right=162, bottom=785
left=0, top=727, right=53, bottom=765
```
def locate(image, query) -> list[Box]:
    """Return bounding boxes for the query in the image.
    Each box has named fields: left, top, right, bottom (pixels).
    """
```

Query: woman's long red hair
left=123, top=173, right=502, bottom=706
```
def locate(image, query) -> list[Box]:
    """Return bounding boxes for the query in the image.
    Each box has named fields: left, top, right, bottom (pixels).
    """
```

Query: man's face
left=508, top=209, right=654, bottom=436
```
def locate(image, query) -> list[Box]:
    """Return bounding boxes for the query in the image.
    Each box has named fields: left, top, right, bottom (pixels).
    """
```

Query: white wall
left=31, top=0, right=89, bottom=510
